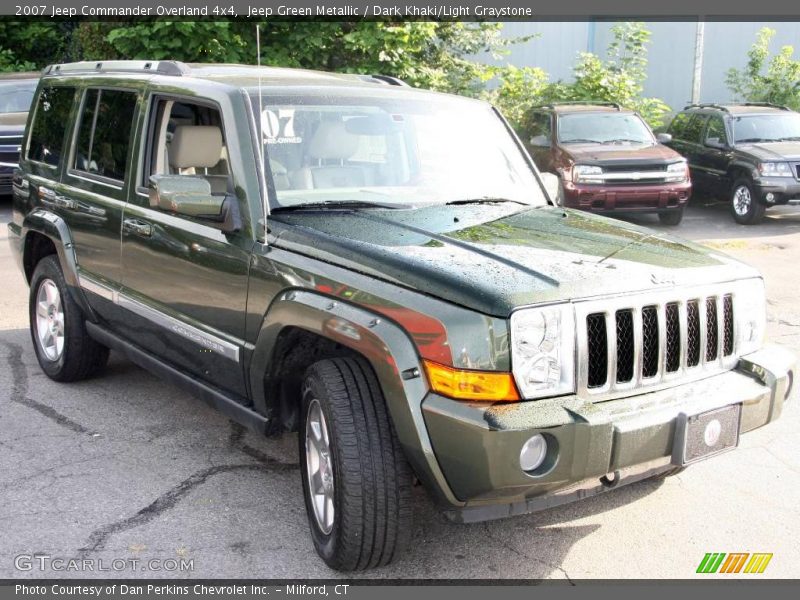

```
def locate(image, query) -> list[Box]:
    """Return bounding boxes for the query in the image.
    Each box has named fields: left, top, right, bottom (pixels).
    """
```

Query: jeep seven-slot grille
left=581, top=292, right=735, bottom=394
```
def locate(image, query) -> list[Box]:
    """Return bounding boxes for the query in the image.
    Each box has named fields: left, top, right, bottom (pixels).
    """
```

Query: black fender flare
left=248, top=289, right=462, bottom=507
left=21, top=209, right=96, bottom=321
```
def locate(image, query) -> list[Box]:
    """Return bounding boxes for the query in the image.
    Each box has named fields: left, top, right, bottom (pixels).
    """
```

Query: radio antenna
left=256, top=24, right=269, bottom=236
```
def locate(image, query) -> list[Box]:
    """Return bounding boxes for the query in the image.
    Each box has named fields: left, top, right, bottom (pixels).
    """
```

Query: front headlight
left=510, top=303, right=575, bottom=399
left=573, top=164, right=603, bottom=183
left=733, top=278, right=766, bottom=356
left=758, top=162, right=793, bottom=177
left=665, top=160, right=689, bottom=182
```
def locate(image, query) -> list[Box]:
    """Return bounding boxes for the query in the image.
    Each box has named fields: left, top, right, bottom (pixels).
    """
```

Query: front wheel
left=29, top=255, right=109, bottom=381
left=299, top=357, right=413, bottom=571
left=730, top=178, right=766, bottom=225
left=658, top=208, right=684, bottom=226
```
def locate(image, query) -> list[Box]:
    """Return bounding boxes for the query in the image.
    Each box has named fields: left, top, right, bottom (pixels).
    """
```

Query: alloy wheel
left=733, top=185, right=752, bottom=216
left=305, top=398, right=335, bottom=534
left=34, top=279, right=65, bottom=362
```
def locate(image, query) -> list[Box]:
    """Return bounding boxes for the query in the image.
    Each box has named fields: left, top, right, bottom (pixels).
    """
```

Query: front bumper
left=753, top=177, right=800, bottom=205
left=562, top=180, right=691, bottom=213
left=422, top=344, right=796, bottom=523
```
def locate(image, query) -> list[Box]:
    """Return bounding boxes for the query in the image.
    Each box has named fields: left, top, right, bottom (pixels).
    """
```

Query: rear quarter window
left=668, top=112, right=690, bottom=139
left=26, top=86, right=76, bottom=167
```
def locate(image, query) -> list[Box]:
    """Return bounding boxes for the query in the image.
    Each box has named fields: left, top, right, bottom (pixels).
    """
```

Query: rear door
left=56, top=86, right=140, bottom=320
left=697, top=114, right=733, bottom=197
left=117, top=91, right=253, bottom=399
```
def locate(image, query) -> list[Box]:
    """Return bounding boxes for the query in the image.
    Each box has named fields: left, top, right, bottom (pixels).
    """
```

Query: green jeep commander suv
left=7, top=61, right=797, bottom=571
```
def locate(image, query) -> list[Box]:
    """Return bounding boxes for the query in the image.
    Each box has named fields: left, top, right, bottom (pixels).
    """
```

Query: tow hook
left=600, top=470, right=622, bottom=488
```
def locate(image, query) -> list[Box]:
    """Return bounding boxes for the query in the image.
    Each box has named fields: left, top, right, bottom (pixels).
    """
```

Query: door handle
left=53, top=195, right=77, bottom=210
left=123, top=218, right=153, bottom=238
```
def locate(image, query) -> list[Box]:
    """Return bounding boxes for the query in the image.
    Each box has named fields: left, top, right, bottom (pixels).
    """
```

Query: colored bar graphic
left=744, top=553, right=773, bottom=574
left=697, top=552, right=772, bottom=574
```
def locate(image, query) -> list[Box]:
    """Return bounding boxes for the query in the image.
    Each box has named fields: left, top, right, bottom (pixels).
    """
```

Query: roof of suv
left=536, top=102, right=627, bottom=114
left=682, top=102, right=793, bottom=115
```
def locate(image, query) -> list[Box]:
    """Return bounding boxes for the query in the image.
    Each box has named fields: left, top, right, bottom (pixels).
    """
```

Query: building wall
left=497, top=21, right=800, bottom=112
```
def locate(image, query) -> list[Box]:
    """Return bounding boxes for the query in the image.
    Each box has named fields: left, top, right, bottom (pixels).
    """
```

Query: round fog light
left=766, top=192, right=775, bottom=203
left=520, top=434, right=548, bottom=472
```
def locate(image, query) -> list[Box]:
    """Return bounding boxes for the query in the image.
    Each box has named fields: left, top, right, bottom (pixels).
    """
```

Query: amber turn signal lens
left=423, top=360, right=521, bottom=402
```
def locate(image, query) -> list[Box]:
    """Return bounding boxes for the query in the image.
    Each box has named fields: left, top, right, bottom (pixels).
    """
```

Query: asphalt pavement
left=1, top=196, right=799, bottom=580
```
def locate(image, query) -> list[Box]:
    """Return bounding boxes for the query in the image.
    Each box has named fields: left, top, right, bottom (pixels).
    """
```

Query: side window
left=668, top=112, right=689, bottom=139
left=143, top=97, right=231, bottom=199
left=27, top=86, right=75, bottom=167
left=528, top=113, right=551, bottom=145
left=683, top=114, right=709, bottom=144
left=705, top=115, right=728, bottom=145
left=73, top=88, right=137, bottom=182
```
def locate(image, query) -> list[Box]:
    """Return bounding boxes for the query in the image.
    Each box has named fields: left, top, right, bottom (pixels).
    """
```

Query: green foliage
left=726, top=27, right=800, bottom=111
left=487, top=65, right=551, bottom=131
left=562, top=23, right=670, bottom=128
left=0, top=22, right=67, bottom=72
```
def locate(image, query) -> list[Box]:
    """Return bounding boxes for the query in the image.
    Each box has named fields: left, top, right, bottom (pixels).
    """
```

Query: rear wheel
left=299, top=356, right=413, bottom=571
left=730, top=178, right=766, bottom=225
left=658, top=208, right=684, bottom=226
left=29, top=256, right=109, bottom=381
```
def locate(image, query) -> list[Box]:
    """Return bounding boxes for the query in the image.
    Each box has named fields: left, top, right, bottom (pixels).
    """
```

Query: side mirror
left=149, top=175, right=241, bottom=233
left=705, top=137, right=726, bottom=149
left=656, top=133, right=672, bottom=144
left=529, top=134, right=551, bottom=147
left=539, top=172, right=561, bottom=203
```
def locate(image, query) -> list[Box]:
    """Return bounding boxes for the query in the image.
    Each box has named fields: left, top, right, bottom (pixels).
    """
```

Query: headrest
left=170, top=125, right=223, bottom=169
left=309, top=121, right=359, bottom=160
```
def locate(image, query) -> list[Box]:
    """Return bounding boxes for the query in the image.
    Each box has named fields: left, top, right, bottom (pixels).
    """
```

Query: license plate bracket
left=672, top=404, right=741, bottom=466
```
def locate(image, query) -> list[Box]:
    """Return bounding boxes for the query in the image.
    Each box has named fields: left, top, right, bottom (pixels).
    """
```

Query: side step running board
left=86, top=321, right=269, bottom=435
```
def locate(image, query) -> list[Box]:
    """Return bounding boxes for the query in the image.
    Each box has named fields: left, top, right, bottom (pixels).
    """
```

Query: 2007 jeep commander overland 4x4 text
left=8, top=61, right=797, bottom=571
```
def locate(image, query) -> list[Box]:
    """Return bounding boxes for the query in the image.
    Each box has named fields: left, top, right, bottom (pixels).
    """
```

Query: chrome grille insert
left=577, top=286, right=741, bottom=401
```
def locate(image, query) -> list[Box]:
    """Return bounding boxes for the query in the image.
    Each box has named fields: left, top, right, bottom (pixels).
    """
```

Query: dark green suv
left=8, top=62, right=796, bottom=571
left=667, top=103, right=800, bottom=224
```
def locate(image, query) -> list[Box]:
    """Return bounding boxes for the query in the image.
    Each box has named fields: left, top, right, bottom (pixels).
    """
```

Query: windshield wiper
left=776, top=136, right=800, bottom=142
left=602, top=138, right=647, bottom=144
left=445, top=197, right=529, bottom=206
left=736, top=137, right=772, bottom=143
left=562, top=138, right=602, bottom=144
left=272, top=200, right=407, bottom=212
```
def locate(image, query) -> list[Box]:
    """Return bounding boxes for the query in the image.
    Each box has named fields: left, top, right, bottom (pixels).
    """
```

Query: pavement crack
left=482, top=523, right=576, bottom=585
left=1, top=341, right=95, bottom=436
left=228, top=421, right=298, bottom=467
left=77, top=462, right=289, bottom=558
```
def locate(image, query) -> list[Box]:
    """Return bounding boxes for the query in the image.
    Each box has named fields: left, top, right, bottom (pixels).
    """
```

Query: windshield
left=0, top=80, right=37, bottom=114
left=251, top=92, right=546, bottom=209
left=732, top=113, right=800, bottom=143
left=558, top=112, right=655, bottom=144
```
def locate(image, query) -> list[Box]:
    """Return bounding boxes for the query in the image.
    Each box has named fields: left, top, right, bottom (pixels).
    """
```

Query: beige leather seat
left=290, top=121, right=366, bottom=189
left=169, top=125, right=229, bottom=194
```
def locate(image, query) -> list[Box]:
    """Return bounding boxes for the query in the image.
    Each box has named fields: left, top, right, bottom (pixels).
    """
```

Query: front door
left=117, top=93, right=253, bottom=399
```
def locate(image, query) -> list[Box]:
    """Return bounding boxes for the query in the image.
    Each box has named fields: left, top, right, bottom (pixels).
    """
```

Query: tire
left=658, top=208, right=684, bottom=226
left=29, top=255, right=109, bottom=382
left=729, top=178, right=766, bottom=225
left=299, top=356, right=413, bottom=571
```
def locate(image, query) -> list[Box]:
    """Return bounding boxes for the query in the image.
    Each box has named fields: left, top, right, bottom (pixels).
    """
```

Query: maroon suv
left=526, top=102, right=691, bottom=225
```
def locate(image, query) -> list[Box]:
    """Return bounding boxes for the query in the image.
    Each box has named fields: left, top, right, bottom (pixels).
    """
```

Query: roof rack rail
left=43, top=60, right=190, bottom=77
left=359, top=74, right=409, bottom=87
left=536, top=101, right=621, bottom=110
left=683, top=103, right=730, bottom=111
left=683, top=101, right=790, bottom=112
left=741, top=101, right=790, bottom=110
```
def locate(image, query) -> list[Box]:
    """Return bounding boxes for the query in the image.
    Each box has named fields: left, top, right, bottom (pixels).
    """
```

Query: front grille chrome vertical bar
left=606, top=312, right=616, bottom=389
left=677, top=300, right=688, bottom=377
left=632, top=306, right=643, bottom=386
left=699, top=296, right=709, bottom=367
left=656, top=303, right=667, bottom=382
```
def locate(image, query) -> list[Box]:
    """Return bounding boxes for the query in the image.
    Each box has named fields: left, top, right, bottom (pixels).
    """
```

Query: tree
left=561, top=22, right=670, bottom=128
left=726, top=27, right=800, bottom=111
